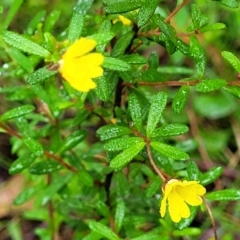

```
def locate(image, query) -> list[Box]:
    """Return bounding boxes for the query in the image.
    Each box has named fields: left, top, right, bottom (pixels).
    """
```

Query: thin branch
left=146, top=143, right=167, bottom=182
left=202, top=197, right=218, bottom=240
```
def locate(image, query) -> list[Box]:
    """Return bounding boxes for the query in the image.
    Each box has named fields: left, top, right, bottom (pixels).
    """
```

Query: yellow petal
left=160, top=196, right=167, bottom=217
left=66, top=76, right=96, bottom=92
left=62, top=38, right=97, bottom=60
left=168, top=190, right=190, bottom=223
left=118, top=15, right=132, bottom=26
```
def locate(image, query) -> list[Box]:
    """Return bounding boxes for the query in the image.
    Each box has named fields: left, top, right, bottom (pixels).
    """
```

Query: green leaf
left=148, top=52, right=159, bottom=69
left=0, top=105, right=35, bottom=121
left=29, top=160, right=62, bottom=174
left=104, top=0, right=141, bottom=13
left=104, top=137, right=143, bottom=151
left=173, top=227, right=201, bottom=237
left=154, top=15, right=176, bottom=39
left=43, top=10, right=61, bottom=32
left=114, top=200, right=126, bottom=232
left=137, top=0, right=159, bottom=27
left=128, top=93, right=143, bottom=131
left=187, top=162, right=200, bottom=181
left=9, top=48, right=34, bottom=72
left=58, top=130, right=86, bottom=154
left=14, top=186, right=41, bottom=205
left=78, top=170, right=94, bottom=187
left=146, top=91, right=167, bottom=137
left=172, top=85, right=190, bottom=113
left=200, top=166, right=223, bottom=185
left=150, top=142, right=189, bottom=160
left=111, top=31, right=134, bottom=57
left=190, top=35, right=206, bottom=77
left=110, top=142, right=145, bottom=170
left=195, top=79, right=227, bottom=92
left=176, top=207, right=198, bottom=230
left=9, top=154, right=36, bottom=174
left=120, top=53, right=147, bottom=64
left=23, top=136, right=44, bottom=156
left=2, top=30, right=50, bottom=57
left=223, top=86, right=240, bottom=100
left=141, top=68, right=163, bottom=82
left=151, top=123, right=189, bottom=137
left=103, top=57, right=130, bottom=71
left=97, top=125, right=131, bottom=141
left=26, top=10, right=46, bottom=35
left=87, top=221, right=120, bottom=240
left=191, top=4, right=208, bottom=30
left=222, top=51, right=240, bottom=72
left=3, top=0, right=23, bottom=28
left=27, top=66, right=57, bottom=84
left=206, top=189, right=240, bottom=201
left=95, top=75, right=112, bottom=101
left=146, top=176, right=162, bottom=197
left=68, top=0, right=93, bottom=42
left=89, top=32, right=115, bottom=45
left=157, top=66, right=194, bottom=75
left=220, top=0, right=239, bottom=8
left=199, top=23, right=226, bottom=33
left=96, top=200, right=110, bottom=217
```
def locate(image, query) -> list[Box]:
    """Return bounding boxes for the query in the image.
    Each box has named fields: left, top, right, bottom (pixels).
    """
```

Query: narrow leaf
left=29, top=160, right=62, bottom=174
left=23, top=136, right=44, bottom=156
left=206, top=189, right=240, bottom=201
left=115, top=200, right=126, bottom=232
left=199, top=23, right=226, bottom=33
left=87, top=221, right=120, bottom=240
left=200, top=166, right=223, bottom=185
left=105, top=0, right=141, bottom=13
left=103, top=57, right=130, bottom=71
left=150, top=142, right=189, bottom=160
left=146, top=91, right=167, bottom=137
left=222, top=51, right=240, bottom=72
left=110, top=142, right=145, bottom=170
left=2, top=30, right=50, bottom=57
left=152, top=123, right=189, bottom=137
left=195, top=79, right=227, bottom=92
left=104, top=137, right=143, bottom=151
left=0, top=105, right=35, bottom=121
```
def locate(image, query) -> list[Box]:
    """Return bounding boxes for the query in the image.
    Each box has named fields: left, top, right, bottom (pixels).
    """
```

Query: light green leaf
left=199, top=23, right=226, bottom=33
left=200, top=166, right=223, bottom=185
left=150, top=142, right=189, bottom=160
left=87, top=221, right=120, bottom=240
left=206, top=189, right=240, bottom=201
left=222, top=51, right=240, bottom=72
left=23, top=136, right=44, bottom=156
left=2, top=30, right=50, bottom=57
left=195, top=79, right=227, bottom=92
left=104, top=0, right=141, bottom=13
left=146, top=91, right=167, bottom=137
left=115, top=200, right=126, bottom=232
left=110, top=142, right=145, bottom=170
left=104, top=137, right=143, bottom=151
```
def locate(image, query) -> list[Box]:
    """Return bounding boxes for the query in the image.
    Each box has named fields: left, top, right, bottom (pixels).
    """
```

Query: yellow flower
left=113, top=15, right=132, bottom=26
left=58, top=38, right=104, bottom=92
left=160, top=179, right=206, bottom=223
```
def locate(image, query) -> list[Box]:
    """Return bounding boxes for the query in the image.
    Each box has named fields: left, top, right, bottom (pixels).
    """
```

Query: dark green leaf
left=58, top=130, right=86, bottom=154
left=187, top=162, right=200, bottom=181
left=148, top=52, right=159, bottom=69
left=190, top=35, right=206, bottom=77
left=223, top=86, right=240, bottom=100
left=152, top=123, right=189, bottom=137
left=176, top=207, right=198, bottom=230
left=141, top=68, right=163, bottom=82
left=26, top=10, right=46, bottom=35
left=128, top=93, right=143, bottom=131
left=87, top=221, right=120, bottom=240
left=103, top=57, right=130, bottom=71
left=104, top=137, right=143, bottom=151
left=146, top=176, right=162, bottom=197
left=2, top=30, right=50, bottom=57
left=96, top=200, right=110, bottom=217
left=172, top=85, right=189, bottom=113
left=111, top=31, right=134, bottom=57
left=97, top=125, right=131, bottom=141
left=154, top=15, right=176, bottom=39
left=137, top=0, right=159, bottom=27
left=200, top=166, right=223, bottom=185
left=146, top=91, right=167, bottom=137
left=9, top=154, right=36, bottom=174
left=110, top=142, right=145, bottom=170
left=27, top=66, right=57, bottom=84
left=115, top=200, right=126, bottom=232
left=0, top=105, right=35, bottom=121
left=43, top=10, right=61, bottom=32
left=150, top=142, right=189, bottom=160
left=105, top=0, right=141, bottom=13
left=222, top=51, right=240, bottom=72
left=29, top=160, right=62, bottom=174
left=23, top=136, right=43, bottom=156
left=78, top=170, right=94, bottom=187
left=195, top=79, right=227, bottom=92
left=206, top=189, right=240, bottom=201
